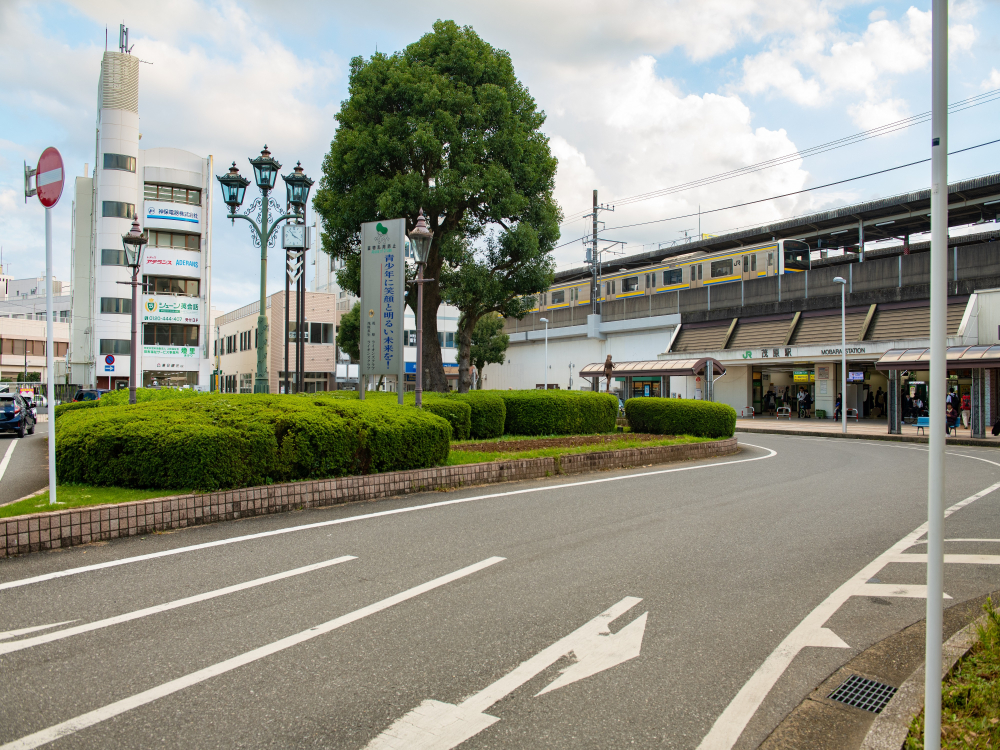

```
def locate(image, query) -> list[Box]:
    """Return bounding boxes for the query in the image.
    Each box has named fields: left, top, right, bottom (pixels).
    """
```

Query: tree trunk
left=421, top=250, right=449, bottom=392
left=456, top=313, right=478, bottom=394
left=476, top=365, right=484, bottom=389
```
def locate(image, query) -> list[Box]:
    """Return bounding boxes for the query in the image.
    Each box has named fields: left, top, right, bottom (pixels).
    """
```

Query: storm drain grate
left=828, top=674, right=897, bottom=713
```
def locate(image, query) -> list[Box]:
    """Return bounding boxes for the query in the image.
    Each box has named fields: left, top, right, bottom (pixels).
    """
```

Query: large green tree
left=338, top=302, right=361, bottom=361
left=466, top=312, right=510, bottom=389
left=313, top=20, right=561, bottom=392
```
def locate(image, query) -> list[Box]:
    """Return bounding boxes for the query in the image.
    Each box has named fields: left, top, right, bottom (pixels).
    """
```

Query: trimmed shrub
left=56, top=393, right=451, bottom=491
left=450, top=390, right=505, bottom=439
left=54, top=400, right=100, bottom=419
left=498, top=390, right=618, bottom=435
left=99, top=387, right=204, bottom=408
left=624, top=397, right=736, bottom=438
left=313, top=390, right=472, bottom=441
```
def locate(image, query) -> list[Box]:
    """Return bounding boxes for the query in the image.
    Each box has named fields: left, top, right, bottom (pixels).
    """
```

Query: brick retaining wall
left=0, top=437, right=737, bottom=558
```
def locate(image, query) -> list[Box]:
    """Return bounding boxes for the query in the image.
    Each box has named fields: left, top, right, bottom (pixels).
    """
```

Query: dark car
left=72, top=389, right=110, bottom=402
left=0, top=392, right=35, bottom=438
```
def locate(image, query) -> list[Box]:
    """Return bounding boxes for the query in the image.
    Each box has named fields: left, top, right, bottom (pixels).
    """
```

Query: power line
left=560, top=88, right=1000, bottom=224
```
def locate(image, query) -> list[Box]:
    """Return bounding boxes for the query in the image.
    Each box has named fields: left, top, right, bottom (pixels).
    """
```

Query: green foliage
left=56, top=394, right=451, bottom=492
left=624, top=398, right=736, bottom=439
left=98, top=387, right=203, bottom=408
left=450, top=390, right=506, bottom=439
left=54, top=401, right=100, bottom=419
left=315, top=390, right=471, bottom=442
left=313, top=20, right=561, bottom=392
left=461, top=312, right=511, bottom=391
left=498, top=390, right=618, bottom=435
left=338, top=302, right=361, bottom=361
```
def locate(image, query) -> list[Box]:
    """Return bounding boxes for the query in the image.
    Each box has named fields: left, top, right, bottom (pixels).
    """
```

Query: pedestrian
left=946, top=398, right=960, bottom=435
left=797, top=386, right=806, bottom=418
left=603, top=355, right=614, bottom=394
left=961, top=391, right=971, bottom=428
left=835, top=392, right=842, bottom=421
left=875, top=387, right=884, bottom=418
left=784, top=386, right=790, bottom=408
left=804, top=388, right=813, bottom=418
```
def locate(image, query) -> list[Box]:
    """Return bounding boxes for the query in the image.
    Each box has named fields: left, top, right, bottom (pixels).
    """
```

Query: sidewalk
left=737, top=414, right=1000, bottom=447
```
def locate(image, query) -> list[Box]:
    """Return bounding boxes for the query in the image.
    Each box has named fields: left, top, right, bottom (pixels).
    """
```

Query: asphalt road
left=0, top=434, right=998, bottom=749
left=0, top=429, right=50, bottom=507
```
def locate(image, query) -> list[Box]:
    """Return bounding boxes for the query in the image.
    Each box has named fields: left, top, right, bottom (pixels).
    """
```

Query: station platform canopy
left=579, top=358, right=726, bottom=378
left=874, top=345, right=1000, bottom=370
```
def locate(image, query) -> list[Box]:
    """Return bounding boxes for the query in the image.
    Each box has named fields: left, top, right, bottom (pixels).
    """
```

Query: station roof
left=579, top=358, right=726, bottom=378
left=556, top=171, right=1000, bottom=284
left=875, top=345, right=1000, bottom=370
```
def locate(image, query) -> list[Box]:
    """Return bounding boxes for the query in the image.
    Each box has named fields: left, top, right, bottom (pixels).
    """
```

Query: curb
left=861, top=607, right=991, bottom=750
left=736, top=426, right=999, bottom=448
left=0, top=437, right=738, bottom=558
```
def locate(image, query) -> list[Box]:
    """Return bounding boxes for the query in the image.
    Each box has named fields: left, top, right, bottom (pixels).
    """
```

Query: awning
left=580, top=358, right=726, bottom=378
left=874, top=345, right=1000, bottom=370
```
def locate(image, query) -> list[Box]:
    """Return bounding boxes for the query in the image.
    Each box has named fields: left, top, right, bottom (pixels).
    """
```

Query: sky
left=1, top=0, right=998, bottom=312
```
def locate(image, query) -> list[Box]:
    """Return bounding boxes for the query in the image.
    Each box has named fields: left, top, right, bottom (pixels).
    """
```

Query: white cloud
left=983, top=68, right=1000, bottom=91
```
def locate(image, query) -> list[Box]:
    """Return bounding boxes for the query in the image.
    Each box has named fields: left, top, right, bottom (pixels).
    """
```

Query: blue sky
left=1, top=0, right=998, bottom=311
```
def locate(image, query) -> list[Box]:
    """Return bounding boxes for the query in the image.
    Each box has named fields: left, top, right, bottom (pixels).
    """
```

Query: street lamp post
left=121, top=216, right=148, bottom=405
left=217, top=147, right=308, bottom=393
left=280, top=162, right=315, bottom=395
left=408, top=209, right=434, bottom=408
left=834, top=276, right=847, bottom=433
left=540, top=317, right=549, bottom=390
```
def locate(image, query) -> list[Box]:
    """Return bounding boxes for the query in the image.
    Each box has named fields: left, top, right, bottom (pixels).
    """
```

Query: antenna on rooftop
left=118, top=23, right=133, bottom=54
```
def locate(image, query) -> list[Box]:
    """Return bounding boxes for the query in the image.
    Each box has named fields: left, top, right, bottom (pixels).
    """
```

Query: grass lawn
left=446, top=434, right=715, bottom=465
left=0, top=485, right=185, bottom=519
left=906, top=599, right=1000, bottom=748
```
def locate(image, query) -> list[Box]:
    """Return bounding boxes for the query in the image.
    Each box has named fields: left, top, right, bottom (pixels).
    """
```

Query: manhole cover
left=828, top=674, right=898, bottom=713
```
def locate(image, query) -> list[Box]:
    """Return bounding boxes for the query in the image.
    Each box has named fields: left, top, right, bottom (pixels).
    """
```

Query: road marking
left=0, top=556, right=505, bottom=750
left=0, top=444, right=777, bottom=592
left=696, top=475, right=1000, bottom=750
left=858, top=583, right=950, bottom=599
left=0, top=621, right=76, bottom=641
left=890, top=553, right=1000, bottom=565
left=366, top=596, right=647, bottom=750
left=0, top=556, right=356, bottom=657
left=0, top=439, right=18, bottom=485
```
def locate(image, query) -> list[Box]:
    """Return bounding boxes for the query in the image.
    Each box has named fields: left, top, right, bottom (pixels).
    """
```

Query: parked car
left=72, top=389, right=110, bottom=402
left=0, top=392, right=35, bottom=438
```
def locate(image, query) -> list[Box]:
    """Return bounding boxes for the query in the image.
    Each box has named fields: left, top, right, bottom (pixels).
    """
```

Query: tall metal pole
left=841, top=284, right=847, bottom=434
left=283, top=253, right=290, bottom=394
left=544, top=321, right=548, bottom=390
left=415, top=262, right=425, bottom=408
left=129, top=264, right=140, bottom=405
left=255, top=194, right=270, bottom=393
left=592, top=189, right=598, bottom=315
left=925, top=0, right=948, bottom=746
left=45, top=208, right=57, bottom=506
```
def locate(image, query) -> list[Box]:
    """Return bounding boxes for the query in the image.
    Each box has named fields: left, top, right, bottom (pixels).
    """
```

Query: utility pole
left=592, top=190, right=598, bottom=315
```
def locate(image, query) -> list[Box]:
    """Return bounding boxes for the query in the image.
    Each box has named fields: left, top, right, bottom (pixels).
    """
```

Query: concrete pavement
left=0, top=434, right=997, bottom=749
left=0, top=431, right=50, bottom=508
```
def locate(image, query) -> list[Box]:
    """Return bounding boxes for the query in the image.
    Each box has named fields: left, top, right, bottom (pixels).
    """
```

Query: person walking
left=874, top=387, right=884, bottom=418
left=797, top=386, right=806, bottom=418
left=804, top=388, right=813, bottom=419
left=961, top=391, right=971, bottom=428
left=835, top=392, right=843, bottom=421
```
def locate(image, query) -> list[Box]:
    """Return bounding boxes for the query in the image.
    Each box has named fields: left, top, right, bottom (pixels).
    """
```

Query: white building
left=0, top=276, right=72, bottom=323
left=70, top=50, right=213, bottom=390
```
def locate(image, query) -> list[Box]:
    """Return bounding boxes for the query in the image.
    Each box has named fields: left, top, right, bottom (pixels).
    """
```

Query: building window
left=143, top=184, right=202, bottom=206
left=101, top=248, right=128, bottom=266
left=103, top=153, right=136, bottom=172
left=100, top=297, right=132, bottom=314
left=102, top=201, right=136, bottom=219
left=142, top=324, right=199, bottom=347
left=664, top=268, right=683, bottom=285
left=623, top=276, right=639, bottom=292
left=309, top=322, right=334, bottom=344
left=404, top=329, right=417, bottom=346
left=142, top=277, right=200, bottom=296
left=436, top=332, right=455, bottom=348
left=239, top=373, right=253, bottom=393
left=147, top=231, right=200, bottom=251
left=59, top=310, right=71, bottom=323
left=100, top=339, right=131, bottom=355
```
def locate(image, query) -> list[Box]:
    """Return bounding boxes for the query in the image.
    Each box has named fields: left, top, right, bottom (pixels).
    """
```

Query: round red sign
left=36, top=147, right=64, bottom=208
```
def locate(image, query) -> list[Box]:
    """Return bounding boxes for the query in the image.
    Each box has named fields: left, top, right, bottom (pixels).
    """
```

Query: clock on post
left=282, top=223, right=306, bottom=248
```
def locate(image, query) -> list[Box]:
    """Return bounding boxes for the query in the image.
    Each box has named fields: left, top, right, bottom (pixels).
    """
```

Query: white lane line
left=696, top=475, right=1000, bottom=750
left=0, top=556, right=505, bottom=750
left=910, top=538, right=1000, bottom=543
left=890, top=553, right=1000, bottom=565
left=0, top=556, right=356, bottom=657
left=0, top=621, right=76, bottom=641
left=0, top=443, right=776, bottom=592
left=0, top=439, right=18, bottom=485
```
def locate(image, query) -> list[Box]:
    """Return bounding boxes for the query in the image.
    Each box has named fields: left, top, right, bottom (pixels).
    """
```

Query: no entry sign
left=36, top=147, right=64, bottom=208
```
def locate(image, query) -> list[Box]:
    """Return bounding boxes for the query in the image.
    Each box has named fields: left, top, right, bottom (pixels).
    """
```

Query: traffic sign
left=105, top=355, right=115, bottom=366
left=36, top=148, right=64, bottom=208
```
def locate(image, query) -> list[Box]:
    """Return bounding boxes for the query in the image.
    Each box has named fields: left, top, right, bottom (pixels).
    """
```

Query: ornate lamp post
left=217, top=147, right=304, bottom=393
left=121, top=216, right=147, bottom=405
left=281, top=162, right=314, bottom=395
left=408, top=209, right=433, bottom=407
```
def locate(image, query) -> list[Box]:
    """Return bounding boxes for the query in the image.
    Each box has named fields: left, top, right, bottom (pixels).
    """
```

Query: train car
left=534, top=239, right=811, bottom=311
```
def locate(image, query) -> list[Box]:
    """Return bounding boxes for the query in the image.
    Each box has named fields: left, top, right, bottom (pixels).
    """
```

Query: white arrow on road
left=365, top=596, right=647, bottom=750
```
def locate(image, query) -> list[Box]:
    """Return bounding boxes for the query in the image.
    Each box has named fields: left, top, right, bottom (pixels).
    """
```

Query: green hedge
left=451, top=391, right=505, bottom=439
left=624, top=397, right=736, bottom=438
left=54, top=401, right=100, bottom=419
left=99, top=387, right=203, bottom=408
left=312, top=391, right=471, bottom=441
left=56, top=394, right=451, bottom=492
left=497, top=390, right=618, bottom=435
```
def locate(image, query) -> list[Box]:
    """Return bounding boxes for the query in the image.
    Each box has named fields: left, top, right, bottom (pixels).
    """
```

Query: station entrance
left=751, top=363, right=889, bottom=420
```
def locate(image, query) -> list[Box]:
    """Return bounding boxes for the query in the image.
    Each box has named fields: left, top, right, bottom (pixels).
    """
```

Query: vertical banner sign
left=360, top=219, right=405, bottom=376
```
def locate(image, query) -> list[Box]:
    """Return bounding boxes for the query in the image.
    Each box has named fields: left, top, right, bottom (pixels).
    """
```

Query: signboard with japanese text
left=144, top=200, right=201, bottom=231
left=359, top=218, right=405, bottom=376
left=141, top=296, right=202, bottom=324
left=142, top=247, right=201, bottom=279
left=142, top=345, right=200, bottom=359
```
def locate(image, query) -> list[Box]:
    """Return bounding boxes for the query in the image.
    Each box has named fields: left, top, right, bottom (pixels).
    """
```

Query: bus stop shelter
left=875, top=345, right=1000, bottom=437
left=580, top=358, right=726, bottom=401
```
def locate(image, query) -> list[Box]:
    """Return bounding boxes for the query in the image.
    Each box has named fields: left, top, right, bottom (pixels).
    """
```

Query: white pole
left=925, top=0, right=947, bottom=746
left=45, top=208, right=57, bottom=505
left=544, top=322, right=548, bottom=390
left=841, top=284, right=846, bottom=434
